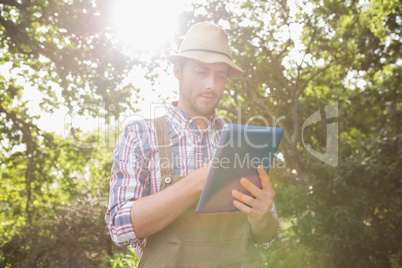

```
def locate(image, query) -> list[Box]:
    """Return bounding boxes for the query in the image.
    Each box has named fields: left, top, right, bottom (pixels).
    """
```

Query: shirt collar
left=166, top=101, right=225, bottom=132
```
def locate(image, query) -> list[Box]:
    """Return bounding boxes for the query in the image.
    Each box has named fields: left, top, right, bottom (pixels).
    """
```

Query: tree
left=168, top=0, right=401, bottom=266
left=0, top=0, right=138, bottom=266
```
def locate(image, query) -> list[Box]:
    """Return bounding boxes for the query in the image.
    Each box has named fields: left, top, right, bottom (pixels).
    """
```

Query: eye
left=194, top=68, right=207, bottom=75
left=195, top=70, right=206, bottom=75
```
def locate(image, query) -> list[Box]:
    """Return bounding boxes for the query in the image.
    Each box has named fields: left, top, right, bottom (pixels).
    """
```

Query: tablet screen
left=196, top=124, right=283, bottom=213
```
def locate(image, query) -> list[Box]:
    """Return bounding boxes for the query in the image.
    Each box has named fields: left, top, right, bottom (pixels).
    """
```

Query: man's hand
left=131, top=161, right=211, bottom=239
left=231, top=165, right=278, bottom=242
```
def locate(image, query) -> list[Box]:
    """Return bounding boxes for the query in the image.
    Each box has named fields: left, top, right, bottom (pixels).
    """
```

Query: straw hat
left=167, top=22, right=244, bottom=78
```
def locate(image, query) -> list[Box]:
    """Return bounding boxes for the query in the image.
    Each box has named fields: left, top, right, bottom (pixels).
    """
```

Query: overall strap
left=152, top=116, right=174, bottom=180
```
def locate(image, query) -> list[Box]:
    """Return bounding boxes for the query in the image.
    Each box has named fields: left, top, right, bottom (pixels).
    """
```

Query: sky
left=111, top=0, right=188, bottom=51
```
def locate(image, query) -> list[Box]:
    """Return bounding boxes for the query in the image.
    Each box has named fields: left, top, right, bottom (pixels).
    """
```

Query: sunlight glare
left=111, top=0, right=186, bottom=51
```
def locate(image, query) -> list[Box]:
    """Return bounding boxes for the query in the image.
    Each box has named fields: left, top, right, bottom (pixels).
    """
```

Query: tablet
left=196, top=124, right=283, bottom=214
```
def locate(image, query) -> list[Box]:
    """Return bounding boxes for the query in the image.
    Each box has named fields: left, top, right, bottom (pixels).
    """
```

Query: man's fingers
left=239, top=177, right=261, bottom=197
left=232, top=189, right=271, bottom=212
left=234, top=167, right=276, bottom=226
left=232, top=189, right=255, bottom=207
left=257, top=165, right=270, bottom=188
left=239, top=176, right=273, bottom=200
left=233, top=199, right=253, bottom=215
left=232, top=199, right=268, bottom=224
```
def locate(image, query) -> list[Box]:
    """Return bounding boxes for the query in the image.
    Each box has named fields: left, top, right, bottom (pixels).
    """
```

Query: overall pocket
left=179, top=207, right=247, bottom=243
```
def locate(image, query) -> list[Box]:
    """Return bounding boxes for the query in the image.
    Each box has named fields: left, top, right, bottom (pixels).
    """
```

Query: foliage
left=102, top=247, right=139, bottom=268
left=260, top=223, right=325, bottom=268
left=172, top=0, right=401, bottom=267
left=0, top=130, right=128, bottom=267
left=0, top=0, right=137, bottom=266
left=1, top=187, right=114, bottom=267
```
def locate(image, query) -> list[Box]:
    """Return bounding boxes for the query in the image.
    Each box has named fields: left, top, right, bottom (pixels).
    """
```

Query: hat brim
left=167, top=51, right=244, bottom=78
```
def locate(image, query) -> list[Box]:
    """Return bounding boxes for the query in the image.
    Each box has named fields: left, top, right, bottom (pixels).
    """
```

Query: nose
left=205, top=73, right=217, bottom=90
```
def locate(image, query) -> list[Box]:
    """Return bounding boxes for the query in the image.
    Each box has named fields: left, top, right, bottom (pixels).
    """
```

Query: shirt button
left=165, top=177, right=171, bottom=184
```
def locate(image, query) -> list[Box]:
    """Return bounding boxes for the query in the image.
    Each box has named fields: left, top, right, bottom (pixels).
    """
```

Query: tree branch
left=0, top=104, right=72, bottom=224
left=242, top=78, right=293, bottom=145
left=25, top=147, right=34, bottom=225
left=277, top=29, right=292, bottom=60
left=259, top=43, right=291, bottom=92
left=294, top=24, right=317, bottom=97
left=296, top=62, right=336, bottom=98
left=0, top=0, right=22, bottom=8
left=0, top=13, right=21, bottom=41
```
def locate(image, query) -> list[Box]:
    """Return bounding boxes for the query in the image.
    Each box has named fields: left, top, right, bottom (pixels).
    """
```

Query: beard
left=179, top=90, right=221, bottom=119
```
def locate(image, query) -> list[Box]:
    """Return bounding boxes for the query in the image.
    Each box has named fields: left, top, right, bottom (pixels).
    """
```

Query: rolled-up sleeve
left=105, top=122, right=150, bottom=247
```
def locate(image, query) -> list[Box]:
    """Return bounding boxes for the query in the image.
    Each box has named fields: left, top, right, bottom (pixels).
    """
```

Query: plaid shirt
left=105, top=102, right=280, bottom=260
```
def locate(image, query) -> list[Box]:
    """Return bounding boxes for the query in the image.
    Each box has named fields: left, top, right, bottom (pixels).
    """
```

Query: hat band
left=180, top=48, right=232, bottom=60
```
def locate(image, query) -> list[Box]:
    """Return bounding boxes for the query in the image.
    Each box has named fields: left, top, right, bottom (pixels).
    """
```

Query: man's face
left=175, top=59, right=230, bottom=119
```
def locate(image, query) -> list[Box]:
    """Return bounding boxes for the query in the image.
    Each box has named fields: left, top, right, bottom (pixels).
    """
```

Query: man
left=105, top=22, right=280, bottom=267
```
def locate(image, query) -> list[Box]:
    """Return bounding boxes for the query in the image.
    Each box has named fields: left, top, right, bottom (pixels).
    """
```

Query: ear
left=173, top=64, right=182, bottom=79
